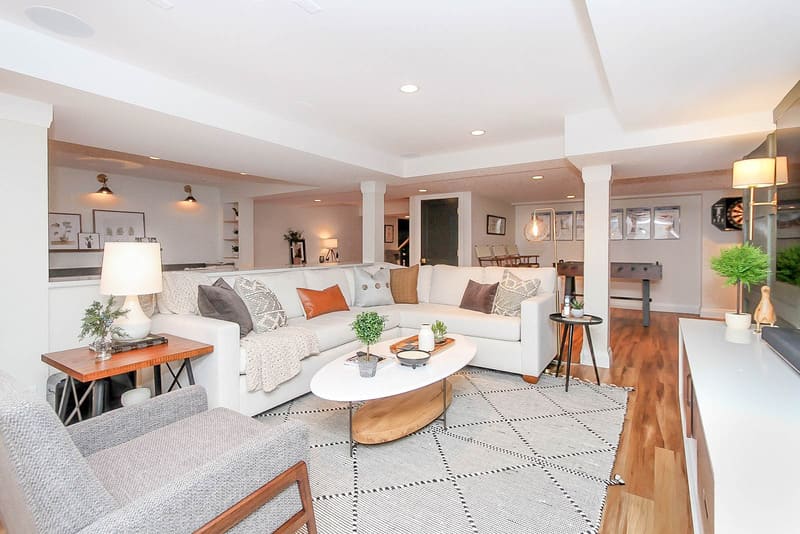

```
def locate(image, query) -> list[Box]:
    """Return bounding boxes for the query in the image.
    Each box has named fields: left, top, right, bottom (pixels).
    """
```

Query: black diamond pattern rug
left=258, top=367, right=630, bottom=534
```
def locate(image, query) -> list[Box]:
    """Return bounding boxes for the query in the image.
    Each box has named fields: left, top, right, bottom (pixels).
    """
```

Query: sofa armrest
left=78, top=420, right=310, bottom=534
left=520, top=292, right=558, bottom=378
left=68, top=386, right=207, bottom=456
left=151, top=313, right=242, bottom=412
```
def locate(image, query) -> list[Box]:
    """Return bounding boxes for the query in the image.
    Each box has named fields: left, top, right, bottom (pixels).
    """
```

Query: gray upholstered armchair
left=0, top=372, right=316, bottom=533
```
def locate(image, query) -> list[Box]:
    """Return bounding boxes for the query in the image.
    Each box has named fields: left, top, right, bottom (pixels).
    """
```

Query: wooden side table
left=42, top=334, right=213, bottom=424
left=548, top=313, right=602, bottom=391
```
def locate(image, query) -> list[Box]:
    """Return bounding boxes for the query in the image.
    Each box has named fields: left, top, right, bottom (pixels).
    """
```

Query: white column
left=581, top=164, right=612, bottom=368
left=361, top=180, right=386, bottom=263
left=0, top=94, right=52, bottom=396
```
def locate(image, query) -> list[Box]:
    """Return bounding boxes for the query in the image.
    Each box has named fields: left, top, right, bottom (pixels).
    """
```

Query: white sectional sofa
left=151, top=263, right=558, bottom=416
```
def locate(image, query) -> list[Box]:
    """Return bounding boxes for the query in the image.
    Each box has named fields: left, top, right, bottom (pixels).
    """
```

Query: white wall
left=470, top=193, right=516, bottom=266
left=0, top=97, right=52, bottom=396
left=253, top=202, right=363, bottom=268
left=517, top=191, right=740, bottom=315
left=48, top=166, right=223, bottom=268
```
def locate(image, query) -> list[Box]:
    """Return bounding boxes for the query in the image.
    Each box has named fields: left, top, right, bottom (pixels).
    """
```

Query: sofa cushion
left=353, top=267, right=394, bottom=307
left=399, top=303, right=520, bottom=342
left=482, top=266, right=557, bottom=295
left=297, top=285, right=350, bottom=319
left=197, top=278, right=253, bottom=337
left=352, top=304, right=403, bottom=330
left=287, top=310, right=359, bottom=352
left=239, top=271, right=305, bottom=319
left=428, top=265, right=485, bottom=306
left=459, top=279, right=499, bottom=314
left=157, top=271, right=210, bottom=314
left=234, top=277, right=287, bottom=333
left=303, top=268, right=354, bottom=306
left=389, top=264, right=419, bottom=304
left=417, top=265, right=433, bottom=303
left=491, top=270, right=541, bottom=317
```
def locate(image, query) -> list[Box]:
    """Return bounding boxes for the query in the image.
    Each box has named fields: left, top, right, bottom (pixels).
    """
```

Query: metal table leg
left=91, top=379, right=106, bottom=417
left=642, top=279, right=651, bottom=327
left=153, top=364, right=162, bottom=395
left=565, top=324, right=575, bottom=392
left=555, top=324, right=568, bottom=377
left=348, top=401, right=354, bottom=458
left=584, top=325, right=601, bottom=385
left=185, top=359, right=195, bottom=385
left=57, top=376, right=69, bottom=421
left=441, top=378, right=447, bottom=430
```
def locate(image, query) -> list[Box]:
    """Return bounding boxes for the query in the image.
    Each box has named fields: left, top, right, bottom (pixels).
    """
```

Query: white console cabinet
left=678, top=319, right=800, bottom=534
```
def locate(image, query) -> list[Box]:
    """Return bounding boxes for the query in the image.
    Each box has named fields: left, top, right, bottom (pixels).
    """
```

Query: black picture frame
left=384, top=224, right=394, bottom=243
left=289, top=239, right=307, bottom=265
left=486, top=214, right=506, bottom=235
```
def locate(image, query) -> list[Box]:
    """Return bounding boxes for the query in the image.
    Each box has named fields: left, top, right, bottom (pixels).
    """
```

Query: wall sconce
left=95, top=173, right=113, bottom=195
left=732, top=156, right=788, bottom=241
left=320, top=238, right=339, bottom=263
left=183, top=185, right=197, bottom=203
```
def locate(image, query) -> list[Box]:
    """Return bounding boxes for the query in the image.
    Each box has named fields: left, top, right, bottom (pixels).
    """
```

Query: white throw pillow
left=353, top=267, right=395, bottom=307
left=157, top=271, right=209, bottom=314
left=234, top=277, right=288, bottom=333
left=491, top=270, right=540, bottom=317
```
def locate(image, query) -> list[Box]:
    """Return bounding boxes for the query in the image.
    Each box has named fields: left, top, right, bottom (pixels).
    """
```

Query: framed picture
left=654, top=206, right=680, bottom=239
left=289, top=239, right=307, bottom=265
left=48, top=212, right=82, bottom=250
left=78, top=233, right=101, bottom=250
left=93, top=210, right=146, bottom=248
left=777, top=202, right=800, bottom=239
left=555, top=211, right=574, bottom=241
left=626, top=207, right=651, bottom=240
left=384, top=224, right=395, bottom=243
left=531, top=212, right=552, bottom=241
left=609, top=209, right=624, bottom=240
left=575, top=211, right=585, bottom=241
left=486, top=214, right=507, bottom=236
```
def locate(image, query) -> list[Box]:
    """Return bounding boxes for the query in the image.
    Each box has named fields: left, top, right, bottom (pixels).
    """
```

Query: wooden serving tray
left=389, top=335, right=455, bottom=355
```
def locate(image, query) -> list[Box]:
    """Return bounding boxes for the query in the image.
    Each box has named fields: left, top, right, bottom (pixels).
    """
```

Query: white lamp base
left=114, top=294, right=152, bottom=340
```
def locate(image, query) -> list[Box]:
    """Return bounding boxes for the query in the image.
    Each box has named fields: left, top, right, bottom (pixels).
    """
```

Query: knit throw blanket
left=241, top=326, right=320, bottom=393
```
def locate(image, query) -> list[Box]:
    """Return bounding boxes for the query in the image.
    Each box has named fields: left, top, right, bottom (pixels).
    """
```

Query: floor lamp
left=732, top=156, right=788, bottom=242
left=523, top=207, right=560, bottom=310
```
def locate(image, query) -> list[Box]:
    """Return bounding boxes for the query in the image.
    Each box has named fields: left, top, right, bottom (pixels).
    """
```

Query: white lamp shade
left=732, top=157, right=778, bottom=189
left=321, top=238, right=338, bottom=249
left=100, top=242, right=163, bottom=296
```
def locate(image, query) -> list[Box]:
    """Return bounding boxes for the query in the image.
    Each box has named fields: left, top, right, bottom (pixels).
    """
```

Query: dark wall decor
left=486, top=214, right=506, bottom=235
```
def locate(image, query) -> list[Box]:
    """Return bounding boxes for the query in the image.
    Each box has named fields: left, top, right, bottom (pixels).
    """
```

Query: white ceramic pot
left=724, top=312, right=752, bottom=330
left=418, top=323, right=435, bottom=352
left=571, top=309, right=584, bottom=318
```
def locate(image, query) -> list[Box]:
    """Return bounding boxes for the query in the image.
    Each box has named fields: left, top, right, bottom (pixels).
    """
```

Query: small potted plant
left=351, top=311, right=386, bottom=378
left=711, top=243, right=769, bottom=329
left=431, top=320, right=448, bottom=343
left=570, top=297, right=584, bottom=318
left=283, top=228, right=304, bottom=243
left=79, top=297, right=128, bottom=361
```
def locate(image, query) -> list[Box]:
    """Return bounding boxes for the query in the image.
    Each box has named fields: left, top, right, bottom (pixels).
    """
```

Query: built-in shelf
left=223, top=219, right=238, bottom=224
left=223, top=202, right=240, bottom=268
left=223, top=238, right=239, bottom=242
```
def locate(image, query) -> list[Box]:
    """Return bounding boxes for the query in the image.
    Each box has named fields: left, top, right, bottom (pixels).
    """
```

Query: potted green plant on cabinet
left=79, top=297, right=129, bottom=360
left=351, top=311, right=386, bottom=378
left=711, top=243, right=769, bottom=329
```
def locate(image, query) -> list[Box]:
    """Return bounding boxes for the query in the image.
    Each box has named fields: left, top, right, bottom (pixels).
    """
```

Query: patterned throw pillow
left=491, top=270, right=541, bottom=317
left=353, top=267, right=395, bottom=307
left=234, top=277, right=288, bottom=333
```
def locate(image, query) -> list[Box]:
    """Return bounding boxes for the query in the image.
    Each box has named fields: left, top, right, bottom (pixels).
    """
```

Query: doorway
left=397, top=218, right=410, bottom=266
left=421, top=198, right=459, bottom=265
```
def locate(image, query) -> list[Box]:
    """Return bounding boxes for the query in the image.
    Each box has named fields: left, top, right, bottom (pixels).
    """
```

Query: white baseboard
left=610, top=300, right=699, bottom=315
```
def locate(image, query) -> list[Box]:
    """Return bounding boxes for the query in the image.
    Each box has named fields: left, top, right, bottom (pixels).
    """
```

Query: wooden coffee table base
left=351, top=378, right=453, bottom=446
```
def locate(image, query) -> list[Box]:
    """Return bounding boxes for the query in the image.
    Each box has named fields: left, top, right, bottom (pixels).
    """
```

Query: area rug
left=258, top=367, right=630, bottom=534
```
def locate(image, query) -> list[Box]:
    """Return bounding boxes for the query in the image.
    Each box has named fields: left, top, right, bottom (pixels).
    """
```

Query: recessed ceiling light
left=418, top=189, right=428, bottom=193
left=531, top=175, right=544, bottom=181
left=566, top=194, right=576, bottom=199
left=313, top=199, right=322, bottom=202
left=148, top=156, right=161, bottom=160
left=239, top=172, right=248, bottom=175
left=471, top=130, right=486, bottom=136
left=400, top=84, right=419, bottom=94
left=404, top=215, right=410, bottom=219
left=25, top=6, right=94, bottom=38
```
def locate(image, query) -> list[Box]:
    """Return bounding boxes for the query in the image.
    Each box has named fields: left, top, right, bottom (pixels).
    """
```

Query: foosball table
left=557, top=261, right=663, bottom=327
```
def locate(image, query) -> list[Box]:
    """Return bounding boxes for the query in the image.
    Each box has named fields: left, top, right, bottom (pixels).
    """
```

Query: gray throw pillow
left=234, top=277, right=288, bottom=333
left=353, top=267, right=395, bottom=307
left=197, top=278, right=253, bottom=337
left=491, top=270, right=541, bottom=317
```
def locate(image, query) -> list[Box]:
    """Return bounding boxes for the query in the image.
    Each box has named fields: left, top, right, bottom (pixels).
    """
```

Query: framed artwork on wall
left=384, top=224, right=395, bottom=243
left=609, top=209, right=624, bottom=240
left=290, top=239, right=307, bottom=265
left=575, top=211, right=585, bottom=240
left=654, top=206, right=680, bottom=239
left=625, top=207, right=651, bottom=240
left=555, top=211, right=574, bottom=241
left=48, top=212, right=82, bottom=251
left=78, top=233, right=101, bottom=250
left=486, top=214, right=507, bottom=236
left=93, top=210, right=146, bottom=248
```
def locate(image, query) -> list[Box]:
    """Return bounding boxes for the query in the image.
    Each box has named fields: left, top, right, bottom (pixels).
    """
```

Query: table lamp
left=321, top=238, right=339, bottom=263
left=732, top=156, right=788, bottom=241
left=100, top=242, right=163, bottom=340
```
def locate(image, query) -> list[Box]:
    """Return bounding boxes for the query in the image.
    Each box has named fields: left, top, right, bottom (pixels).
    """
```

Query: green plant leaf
left=710, top=244, right=769, bottom=290
left=776, top=245, right=800, bottom=287
left=79, top=296, right=129, bottom=340
left=350, top=311, right=387, bottom=347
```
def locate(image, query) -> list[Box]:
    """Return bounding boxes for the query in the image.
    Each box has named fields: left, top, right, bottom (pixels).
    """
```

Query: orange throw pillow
left=296, top=285, right=350, bottom=319
left=390, top=264, right=419, bottom=304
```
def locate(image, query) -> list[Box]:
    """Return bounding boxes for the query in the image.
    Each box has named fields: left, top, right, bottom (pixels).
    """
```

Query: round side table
left=548, top=313, right=602, bottom=391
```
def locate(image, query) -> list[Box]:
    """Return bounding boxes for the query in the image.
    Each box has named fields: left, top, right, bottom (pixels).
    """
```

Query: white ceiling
left=0, top=0, right=797, bottom=197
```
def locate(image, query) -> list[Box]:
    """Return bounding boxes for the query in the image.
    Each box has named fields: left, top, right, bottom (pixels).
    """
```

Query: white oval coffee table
left=311, top=334, right=476, bottom=454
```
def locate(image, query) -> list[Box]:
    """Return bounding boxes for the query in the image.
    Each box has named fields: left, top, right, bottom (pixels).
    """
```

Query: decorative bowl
left=396, top=349, right=431, bottom=369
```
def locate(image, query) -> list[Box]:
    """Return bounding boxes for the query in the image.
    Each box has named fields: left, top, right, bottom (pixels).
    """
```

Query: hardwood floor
left=554, top=308, right=694, bottom=534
